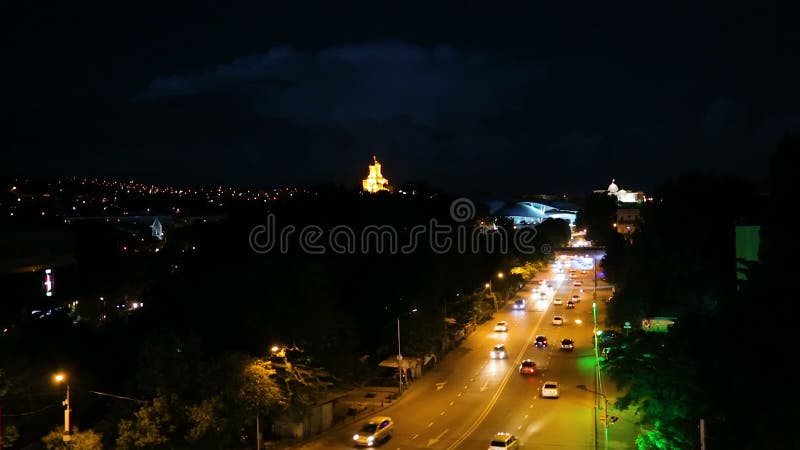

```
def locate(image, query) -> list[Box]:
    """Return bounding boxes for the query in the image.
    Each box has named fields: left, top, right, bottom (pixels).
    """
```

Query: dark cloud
left=139, top=43, right=543, bottom=131
left=4, top=2, right=800, bottom=194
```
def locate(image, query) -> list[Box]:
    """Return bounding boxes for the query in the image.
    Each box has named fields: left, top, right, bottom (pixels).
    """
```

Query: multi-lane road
left=294, top=256, right=615, bottom=450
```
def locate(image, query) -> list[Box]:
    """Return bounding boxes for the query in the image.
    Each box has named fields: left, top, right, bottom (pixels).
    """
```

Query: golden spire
left=362, top=155, right=390, bottom=193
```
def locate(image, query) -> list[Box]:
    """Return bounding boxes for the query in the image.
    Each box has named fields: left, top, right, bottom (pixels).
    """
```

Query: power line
left=3, top=403, right=58, bottom=417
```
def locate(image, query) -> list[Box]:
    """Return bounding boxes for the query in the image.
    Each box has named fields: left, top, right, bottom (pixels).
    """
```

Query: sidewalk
left=595, top=283, right=642, bottom=449
left=281, top=386, right=401, bottom=449
left=600, top=380, right=641, bottom=449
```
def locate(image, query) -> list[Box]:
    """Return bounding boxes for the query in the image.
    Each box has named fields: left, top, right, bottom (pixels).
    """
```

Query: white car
left=488, top=432, right=520, bottom=449
left=494, top=321, right=509, bottom=332
left=553, top=297, right=563, bottom=305
left=490, top=344, right=508, bottom=359
left=571, top=294, right=580, bottom=303
left=552, top=316, right=564, bottom=326
left=573, top=280, right=582, bottom=286
left=541, top=381, right=560, bottom=398
left=353, top=416, right=394, bottom=446
left=513, top=299, right=526, bottom=310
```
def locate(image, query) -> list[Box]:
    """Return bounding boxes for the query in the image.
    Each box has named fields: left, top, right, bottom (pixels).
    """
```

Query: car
left=552, top=315, right=564, bottom=326
left=353, top=416, right=394, bottom=446
left=580, top=270, right=587, bottom=275
left=513, top=299, right=526, bottom=310
left=490, top=344, right=508, bottom=359
left=534, top=335, right=548, bottom=348
left=566, top=300, right=575, bottom=309
left=560, top=338, right=574, bottom=351
left=593, top=330, right=621, bottom=348
left=571, top=294, right=580, bottom=303
left=541, top=381, right=560, bottom=398
left=488, top=432, right=520, bottom=450
left=553, top=297, right=563, bottom=305
left=518, top=359, right=537, bottom=375
left=494, top=321, right=509, bottom=332
left=572, top=280, right=582, bottom=286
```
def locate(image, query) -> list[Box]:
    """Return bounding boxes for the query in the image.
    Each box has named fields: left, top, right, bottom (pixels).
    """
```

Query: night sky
left=4, top=1, right=799, bottom=195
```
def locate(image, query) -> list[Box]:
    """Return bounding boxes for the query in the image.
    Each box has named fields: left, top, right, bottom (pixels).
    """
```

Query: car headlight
left=353, top=434, right=360, bottom=440
left=367, top=436, right=374, bottom=443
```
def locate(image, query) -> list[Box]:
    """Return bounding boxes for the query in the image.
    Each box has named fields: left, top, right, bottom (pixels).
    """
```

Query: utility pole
left=700, top=418, right=706, bottom=450
left=256, top=413, right=261, bottom=450
left=53, top=373, right=71, bottom=442
left=397, top=317, right=403, bottom=394
left=62, top=384, right=71, bottom=442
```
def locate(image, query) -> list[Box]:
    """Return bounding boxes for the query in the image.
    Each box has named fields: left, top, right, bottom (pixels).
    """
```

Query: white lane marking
left=427, top=428, right=450, bottom=447
left=449, top=401, right=454, bottom=406
left=428, top=422, right=434, bottom=427
left=480, top=379, right=489, bottom=392
left=445, top=306, right=549, bottom=450
left=436, top=382, right=447, bottom=391
left=411, top=433, right=419, bottom=440
left=440, top=410, right=446, bottom=415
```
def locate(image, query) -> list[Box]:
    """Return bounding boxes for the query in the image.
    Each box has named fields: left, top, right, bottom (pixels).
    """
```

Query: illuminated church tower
left=362, top=155, right=391, bottom=193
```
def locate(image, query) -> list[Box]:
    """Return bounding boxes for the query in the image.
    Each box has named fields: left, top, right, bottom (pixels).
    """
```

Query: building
left=595, top=179, right=647, bottom=204
left=489, top=200, right=577, bottom=227
left=362, top=156, right=391, bottom=193
left=615, top=208, right=641, bottom=235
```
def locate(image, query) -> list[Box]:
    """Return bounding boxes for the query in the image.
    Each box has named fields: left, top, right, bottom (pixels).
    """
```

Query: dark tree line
left=1, top=189, right=562, bottom=448
left=599, top=135, right=797, bottom=449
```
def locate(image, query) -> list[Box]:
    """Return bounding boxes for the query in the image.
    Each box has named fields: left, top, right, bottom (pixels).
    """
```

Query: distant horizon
left=1, top=166, right=770, bottom=200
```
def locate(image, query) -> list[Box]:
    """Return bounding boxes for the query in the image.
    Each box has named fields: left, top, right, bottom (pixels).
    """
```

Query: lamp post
left=591, top=303, right=609, bottom=450
left=53, top=373, right=71, bottom=442
left=484, top=282, right=496, bottom=312
left=593, top=255, right=598, bottom=303
left=396, top=316, right=403, bottom=393
left=486, top=272, right=504, bottom=312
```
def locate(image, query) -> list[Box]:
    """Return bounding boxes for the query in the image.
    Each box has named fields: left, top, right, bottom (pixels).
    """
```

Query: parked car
left=353, top=416, right=394, bottom=446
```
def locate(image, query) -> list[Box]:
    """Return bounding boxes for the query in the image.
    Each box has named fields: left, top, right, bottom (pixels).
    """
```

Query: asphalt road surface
left=293, top=258, right=617, bottom=450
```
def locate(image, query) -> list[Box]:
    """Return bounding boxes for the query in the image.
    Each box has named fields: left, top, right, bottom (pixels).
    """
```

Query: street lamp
left=53, top=373, right=71, bottom=442
left=396, top=316, right=403, bottom=394
left=592, top=255, right=598, bottom=303
left=591, top=303, right=610, bottom=450
left=578, top=383, right=612, bottom=450
left=486, top=272, right=505, bottom=312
